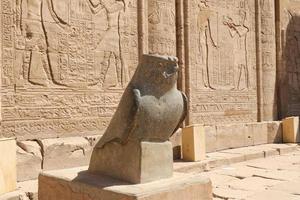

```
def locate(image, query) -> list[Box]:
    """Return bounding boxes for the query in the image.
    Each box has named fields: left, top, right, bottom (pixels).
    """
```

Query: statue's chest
left=138, top=92, right=183, bottom=122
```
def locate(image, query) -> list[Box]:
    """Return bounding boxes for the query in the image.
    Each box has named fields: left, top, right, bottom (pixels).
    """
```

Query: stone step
left=174, top=143, right=300, bottom=173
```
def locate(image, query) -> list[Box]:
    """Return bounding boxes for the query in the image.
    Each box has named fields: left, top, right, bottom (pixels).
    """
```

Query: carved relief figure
left=224, top=10, right=249, bottom=90
left=95, top=0, right=129, bottom=89
left=285, top=10, right=300, bottom=93
left=20, top=0, right=54, bottom=86
left=196, top=0, right=218, bottom=90
left=15, top=0, right=129, bottom=88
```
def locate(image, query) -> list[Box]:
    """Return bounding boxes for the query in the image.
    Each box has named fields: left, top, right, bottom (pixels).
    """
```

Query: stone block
left=204, top=126, right=217, bottom=153
left=17, top=141, right=42, bottom=181
left=0, top=191, right=29, bottom=200
left=41, top=137, right=93, bottom=170
left=0, top=138, right=17, bottom=195
left=282, top=117, right=300, bottom=143
left=182, top=125, right=206, bottom=161
left=89, top=141, right=173, bottom=184
left=216, top=124, right=246, bottom=151
left=17, top=180, right=38, bottom=200
left=267, top=121, right=283, bottom=143
left=38, top=167, right=213, bottom=200
left=170, top=128, right=182, bottom=159
left=246, top=122, right=268, bottom=145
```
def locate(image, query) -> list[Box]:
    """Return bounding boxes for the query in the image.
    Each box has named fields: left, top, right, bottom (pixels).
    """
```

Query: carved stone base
left=89, top=141, right=173, bottom=184
left=38, top=167, right=212, bottom=200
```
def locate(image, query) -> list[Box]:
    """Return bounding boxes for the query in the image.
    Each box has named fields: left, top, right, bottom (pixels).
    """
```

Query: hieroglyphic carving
left=148, top=0, right=176, bottom=56
left=1, top=0, right=138, bottom=139
left=280, top=1, right=300, bottom=117
left=260, top=0, right=277, bottom=120
left=187, top=0, right=257, bottom=125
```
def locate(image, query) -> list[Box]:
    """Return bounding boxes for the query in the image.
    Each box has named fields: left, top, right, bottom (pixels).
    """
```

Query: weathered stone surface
left=41, top=137, right=92, bottom=170
left=246, top=122, right=268, bottom=146
left=0, top=191, right=29, bottom=200
left=215, top=124, right=246, bottom=151
left=17, top=180, right=38, bottom=200
left=280, top=0, right=300, bottom=118
left=267, top=121, right=283, bottom=143
left=89, top=141, right=173, bottom=184
left=204, top=126, right=217, bottom=153
left=186, top=0, right=258, bottom=125
left=282, top=117, right=300, bottom=143
left=0, top=138, right=16, bottom=195
left=0, top=0, right=138, bottom=140
left=182, top=125, right=206, bottom=161
left=38, top=168, right=213, bottom=200
left=170, top=128, right=182, bottom=160
left=17, top=141, right=42, bottom=181
left=247, top=190, right=300, bottom=200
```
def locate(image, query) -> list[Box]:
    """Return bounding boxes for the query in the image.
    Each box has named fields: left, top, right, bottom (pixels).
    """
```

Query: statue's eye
left=158, top=62, right=163, bottom=68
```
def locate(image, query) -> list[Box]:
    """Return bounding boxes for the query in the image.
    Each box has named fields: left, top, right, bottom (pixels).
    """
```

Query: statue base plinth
left=38, top=167, right=212, bottom=200
left=89, top=141, right=173, bottom=184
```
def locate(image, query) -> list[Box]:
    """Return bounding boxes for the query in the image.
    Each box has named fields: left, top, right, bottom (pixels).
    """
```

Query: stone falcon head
left=134, top=54, right=179, bottom=92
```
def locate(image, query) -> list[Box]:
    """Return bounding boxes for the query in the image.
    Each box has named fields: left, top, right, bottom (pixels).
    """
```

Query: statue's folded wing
left=171, top=92, right=188, bottom=136
left=94, top=87, right=140, bottom=148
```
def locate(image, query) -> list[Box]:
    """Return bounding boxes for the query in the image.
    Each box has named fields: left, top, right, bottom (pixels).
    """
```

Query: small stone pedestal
left=0, top=138, right=16, bottom=195
left=282, top=116, right=300, bottom=143
left=38, top=167, right=212, bottom=200
left=89, top=141, right=173, bottom=184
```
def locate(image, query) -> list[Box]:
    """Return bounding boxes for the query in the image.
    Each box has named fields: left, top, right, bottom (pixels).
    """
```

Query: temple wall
left=0, top=0, right=286, bottom=140
left=278, top=0, right=300, bottom=118
left=185, top=0, right=258, bottom=125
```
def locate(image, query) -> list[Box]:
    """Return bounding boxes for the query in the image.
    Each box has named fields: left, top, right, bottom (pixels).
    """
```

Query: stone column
left=260, top=0, right=277, bottom=120
left=148, top=0, right=177, bottom=56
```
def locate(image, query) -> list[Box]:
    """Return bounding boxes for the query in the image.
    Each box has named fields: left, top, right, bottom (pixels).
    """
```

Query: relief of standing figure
left=94, top=0, right=129, bottom=89
left=196, top=0, right=218, bottom=90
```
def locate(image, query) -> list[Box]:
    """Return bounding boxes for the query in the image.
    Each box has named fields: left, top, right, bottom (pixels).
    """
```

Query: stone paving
left=206, top=147, right=300, bottom=200
left=1, top=144, right=300, bottom=200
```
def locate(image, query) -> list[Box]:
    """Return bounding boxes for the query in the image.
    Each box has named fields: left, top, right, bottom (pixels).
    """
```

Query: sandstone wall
left=0, top=0, right=138, bottom=140
left=0, top=0, right=284, bottom=140
left=278, top=0, right=300, bottom=118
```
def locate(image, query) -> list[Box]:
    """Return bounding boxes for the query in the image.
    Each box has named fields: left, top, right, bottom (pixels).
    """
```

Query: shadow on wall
left=280, top=14, right=300, bottom=119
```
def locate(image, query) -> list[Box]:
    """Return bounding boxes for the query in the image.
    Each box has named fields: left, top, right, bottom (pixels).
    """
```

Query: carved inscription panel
left=1, top=0, right=138, bottom=139
left=187, top=0, right=257, bottom=124
left=279, top=0, right=300, bottom=117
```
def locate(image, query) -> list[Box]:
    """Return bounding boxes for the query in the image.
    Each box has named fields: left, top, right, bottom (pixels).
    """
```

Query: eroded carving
left=1, top=0, right=138, bottom=139
left=188, top=0, right=257, bottom=124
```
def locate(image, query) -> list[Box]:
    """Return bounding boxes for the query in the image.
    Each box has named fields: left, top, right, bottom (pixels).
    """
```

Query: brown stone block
left=170, top=128, right=182, bottom=160
left=267, top=121, right=283, bottom=143
left=38, top=168, right=213, bottom=200
left=0, top=138, right=16, bottom=195
left=282, top=117, right=300, bottom=143
left=182, top=125, right=206, bottom=161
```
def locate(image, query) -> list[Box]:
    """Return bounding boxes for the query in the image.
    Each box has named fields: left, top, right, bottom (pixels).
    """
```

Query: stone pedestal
left=182, top=125, right=206, bottom=161
left=0, top=138, right=16, bottom=195
left=38, top=167, right=212, bottom=200
left=282, top=117, right=300, bottom=143
left=89, top=141, right=173, bottom=184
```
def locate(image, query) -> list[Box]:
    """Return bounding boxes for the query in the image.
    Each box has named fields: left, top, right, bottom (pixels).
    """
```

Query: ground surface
left=206, top=148, right=300, bottom=200
left=1, top=144, right=300, bottom=200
